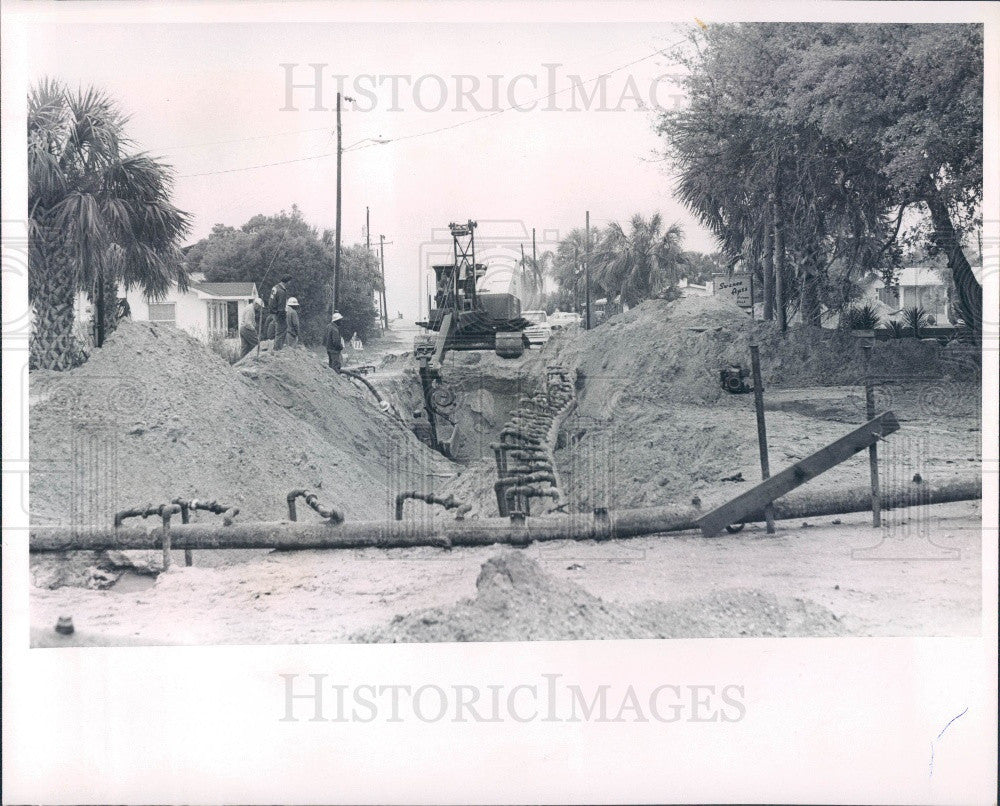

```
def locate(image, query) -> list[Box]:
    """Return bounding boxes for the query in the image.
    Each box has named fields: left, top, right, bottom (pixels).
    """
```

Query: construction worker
left=324, top=311, right=344, bottom=371
left=239, top=297, right=263, bottom=357
left=269, top=274, right=292, bottom=349
left=285, top=297, right=301, bottom=347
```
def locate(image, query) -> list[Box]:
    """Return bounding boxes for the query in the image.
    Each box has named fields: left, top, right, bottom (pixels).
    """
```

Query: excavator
left=412, top=220, right=530, bottom=456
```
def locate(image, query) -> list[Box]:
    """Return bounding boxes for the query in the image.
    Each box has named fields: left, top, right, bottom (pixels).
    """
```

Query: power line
left=154, top=125, right=334, bottom=154
left=346, top=44, right=683, bottom=153
left=177, top=39, right=687, bottom=178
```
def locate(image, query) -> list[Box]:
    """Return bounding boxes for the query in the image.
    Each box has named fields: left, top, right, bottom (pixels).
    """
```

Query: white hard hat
left=252, top=297, right=263, bottom=306
left=331, top=311, right=344, bottom=322
left=287, top=297, right=300, bottom=307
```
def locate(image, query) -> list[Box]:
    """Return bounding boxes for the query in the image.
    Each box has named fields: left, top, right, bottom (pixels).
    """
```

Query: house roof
left=190, top=281, right=258, bottom=299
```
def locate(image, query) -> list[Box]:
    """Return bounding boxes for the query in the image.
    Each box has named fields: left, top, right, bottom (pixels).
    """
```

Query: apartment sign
left=713, top=274, right=752, bottom=308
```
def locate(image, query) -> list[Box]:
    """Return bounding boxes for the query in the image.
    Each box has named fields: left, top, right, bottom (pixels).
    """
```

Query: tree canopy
left=186, top=205, right=381, bottom=344
left=28, top=79, right=190, bottom=368
left=659, top=23, right=982, bottom=330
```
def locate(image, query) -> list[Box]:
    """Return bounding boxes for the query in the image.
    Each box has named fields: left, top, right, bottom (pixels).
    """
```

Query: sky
left=23, top=19, right=719, bottom=317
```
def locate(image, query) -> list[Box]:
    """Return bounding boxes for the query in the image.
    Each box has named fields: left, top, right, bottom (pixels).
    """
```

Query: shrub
left=902, top=306, right=928, bottom=339
left=208, top=333, right=240, bottom=365
left=847, top=303, right=883, bottom=331
left=887, top=320, right=906, bottom=339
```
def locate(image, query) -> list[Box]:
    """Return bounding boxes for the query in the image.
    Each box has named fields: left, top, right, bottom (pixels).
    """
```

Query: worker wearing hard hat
left=269, top=274, right=292, bottom=349
left=239, top=297, right=264, bottom=357
left=285, top=297, right=302, bottom=347
left=324, top=311, right=345, bottom=371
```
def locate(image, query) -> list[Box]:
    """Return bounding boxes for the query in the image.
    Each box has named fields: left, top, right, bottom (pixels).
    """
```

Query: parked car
left=548, top=310, right=581, bottom=330
left=521, top=309, right=552, bottom=346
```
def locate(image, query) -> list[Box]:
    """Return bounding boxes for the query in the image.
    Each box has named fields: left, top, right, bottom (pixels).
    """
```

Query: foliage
left=548, top=227, right=608, bottom=302
left=680, top=251, right=728, bottom=284
left=186, top=206, right=380, bottom=345
left=592, top=214, right=686, bottom=307
left=28, top=78, right=190, bottom=367
left=902, top=306, right=928, bottom=339
left=207, top=333, right=240, bottom=365
left=658, top=23, right=983, bottom=331
left=887, top=320, right=906, bottom=340
left=846, top=303, right=882, bottom=331
left=517, top=248, right=552, bottom=309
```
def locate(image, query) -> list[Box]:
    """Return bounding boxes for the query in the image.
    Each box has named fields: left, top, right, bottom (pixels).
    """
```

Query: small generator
left=720, top=365, right=753, bottom=394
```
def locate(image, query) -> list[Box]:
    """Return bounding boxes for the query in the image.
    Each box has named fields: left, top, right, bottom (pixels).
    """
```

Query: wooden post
left=749, top=344, right=776, bottom=533
left=863, top=341, right=882, bottom=527
left=584, top=211, right=591, bottom=330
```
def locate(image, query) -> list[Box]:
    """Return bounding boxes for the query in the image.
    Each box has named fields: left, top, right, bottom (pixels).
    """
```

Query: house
left=75, top=273, right=259, bottom=344
left=866, top=266, right=951, bottom=325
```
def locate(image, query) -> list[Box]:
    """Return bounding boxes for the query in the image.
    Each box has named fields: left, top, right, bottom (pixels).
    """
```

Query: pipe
left=395, top=491, right=470, bottom=521
left=287, top=489, right=344, bottom=524
left=30, top=478, right=980, bottom=553
left=340, top=369, right=393, bottom=414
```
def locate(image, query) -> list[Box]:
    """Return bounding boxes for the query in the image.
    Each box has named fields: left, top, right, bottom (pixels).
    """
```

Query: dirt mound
left=549, top=296, right=980, bottom=510
left=29, top=321, right=452, bottom=585
left=352, top=551, right=846, bottom=642
left=557, top=296, right=977, bottom=419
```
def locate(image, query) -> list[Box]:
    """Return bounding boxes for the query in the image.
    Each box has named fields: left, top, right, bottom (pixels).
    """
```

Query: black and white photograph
left=2, top=1, right=997, bottom=803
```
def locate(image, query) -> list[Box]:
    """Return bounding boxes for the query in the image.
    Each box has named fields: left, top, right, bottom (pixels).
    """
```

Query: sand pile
left=353, top=551, right=846, bottom=642
left=29, top=321, right=451, bottom=537
left=548, top=296, right=979, bottom=510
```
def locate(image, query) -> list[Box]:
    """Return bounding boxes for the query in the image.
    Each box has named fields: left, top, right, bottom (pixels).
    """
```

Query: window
left=147, top=303, right=176, bottom=324
left=902, top=287, right=919, bottom=309
left=226, top=301, right=239, bottom=336
left=207, top=301, right=227, bottom=334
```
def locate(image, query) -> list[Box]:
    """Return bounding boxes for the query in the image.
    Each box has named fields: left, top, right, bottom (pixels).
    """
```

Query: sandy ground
left=31, top=499, right=981, bottom=645
left=28, top=300, right=983, bottom=645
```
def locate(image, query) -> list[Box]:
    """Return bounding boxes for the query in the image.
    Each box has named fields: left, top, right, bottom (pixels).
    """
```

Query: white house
left=75, top=273, right=259, bottom=344
left=867, top=266, right=952, bottom=324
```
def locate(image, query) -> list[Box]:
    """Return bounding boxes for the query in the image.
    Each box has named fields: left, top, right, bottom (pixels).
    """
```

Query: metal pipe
left=395, top=491, right=470, bottom=521
left=30, top=479, right=980, bottom=553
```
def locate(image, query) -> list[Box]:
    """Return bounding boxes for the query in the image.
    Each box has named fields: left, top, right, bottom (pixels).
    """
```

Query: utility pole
left=366, top=206, right=371, bottom=252
left=379, top=234, right=389, bottom=329
left=585, top=210, right=592, bottom=330
left=333, top=93, right=353, bottom=312
left=574, top=244, right=580, bottom=313
left=520, top=243, right=527, bottom=303
left=532, top=227, right=537, bottom=306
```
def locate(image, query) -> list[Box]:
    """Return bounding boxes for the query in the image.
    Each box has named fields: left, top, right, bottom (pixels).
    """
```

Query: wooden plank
left=697, top=411, right=900, bottom=537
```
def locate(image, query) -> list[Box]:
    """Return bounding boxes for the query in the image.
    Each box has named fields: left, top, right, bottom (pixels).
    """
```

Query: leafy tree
left=783, top=23, right=983, bottom=329
left=592, top=213, right=686, bottom=307
left=27, top=79, right=190, bottom=369
left=680, top=251, right=729, bottom=284
left=187, top=206, right=380, bottom=345
left=659, top=23, right=982, bottom=331
left=549, top=226, right=608, bottom=307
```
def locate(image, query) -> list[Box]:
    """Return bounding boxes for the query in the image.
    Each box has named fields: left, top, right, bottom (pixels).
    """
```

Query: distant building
left=866, top=266, right=952, bottom=325
left=678, top=278, right=713, bottom=298
left=75, top=273, right=259, bottom=344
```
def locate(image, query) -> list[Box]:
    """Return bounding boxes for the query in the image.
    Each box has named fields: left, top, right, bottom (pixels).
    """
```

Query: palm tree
left=28, top=79, right=190, bottom=370
left=518, top=248, right=553, bottom=309
left=550, top=227, right=606, bottom=310
left=593, top=213, right=685, bottom=307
